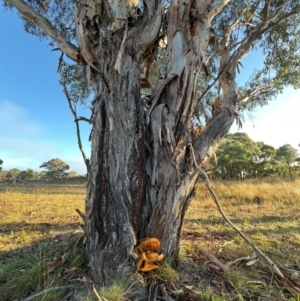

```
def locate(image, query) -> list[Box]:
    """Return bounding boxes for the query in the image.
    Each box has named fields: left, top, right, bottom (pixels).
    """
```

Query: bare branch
left=4, top=0, right=80, bottom=62
left=205, top=49, right=218, bottom=64
left=198, top=47, right=240, bottom=104
left=12, top=176, right=36, bottom=187
left=198, top=247, right=229, bottom=272
left=75, top=116, right=92, bottom=124
left=61, top=80, right=90, bottom=168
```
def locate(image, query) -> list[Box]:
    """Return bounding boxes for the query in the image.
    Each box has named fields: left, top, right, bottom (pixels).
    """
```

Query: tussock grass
left=100, top=279, right=132, bottom=301
left=146, top=263, right=180, bottom=284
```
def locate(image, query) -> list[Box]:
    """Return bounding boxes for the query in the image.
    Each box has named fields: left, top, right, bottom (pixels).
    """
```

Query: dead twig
left=93, top=284, right=103, bottom=301
left=188, top=143, right=284, bottom=278
left=75, top=208, right=86, bottom=223
left=160, top=285, right=175, bottom=301
left=198, top=247, right=229, bottom=272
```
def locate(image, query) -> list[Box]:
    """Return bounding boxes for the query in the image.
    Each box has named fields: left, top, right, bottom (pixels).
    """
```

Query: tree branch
left=268, top=0, right=289, bottom=22
left=193, top=109, right=235, bottom=161
left=4, top=0, right=80, bottom=62
left=61, top=80, right=90, bottom=169
left=260, top=4, right=300, bottom=36
left=261, top=0, right=272, bottom=22
left=75, top=116, right=92, bottom=124
left=197, top=49, right=238, bottom=104
left=209, top=0, right=231, bottom=21
left=221, top=12, right=245, bottom=49
left=237, top=84, right=274, bottom=105
left=225, top=3, right=300, bottom=79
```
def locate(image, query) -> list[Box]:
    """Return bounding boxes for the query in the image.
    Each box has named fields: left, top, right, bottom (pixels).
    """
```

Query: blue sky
left=0, top=7, right=91, bottom=174
left=0, top=7, right=299, bottom=175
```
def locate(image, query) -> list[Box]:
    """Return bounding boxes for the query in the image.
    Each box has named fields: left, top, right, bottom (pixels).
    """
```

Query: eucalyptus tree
left=18, top=168, right=35, bottom=180
left=213, top=133, right=260, bottom=179
left=39, top=158, right=70, bottom=178
left=5, top=168, right=21, bottom=180
left=212, top=135, right=283, bottom=179
left=3, top=0, right=300, bottom=292
left=276, top=144, right=299, bottom=180
left=253, top=142, right=279, bottom=177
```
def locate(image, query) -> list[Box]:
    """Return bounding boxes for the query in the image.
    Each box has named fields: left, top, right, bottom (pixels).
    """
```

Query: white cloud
left=0, top=100, right=88, bottom=174
left=0, top=100, right=57, bottom=171
left=0, top=100, right=44, bottom=137
left=0, top=137, right=59, bottom=170
left=0, top=139, right=87, bottom=174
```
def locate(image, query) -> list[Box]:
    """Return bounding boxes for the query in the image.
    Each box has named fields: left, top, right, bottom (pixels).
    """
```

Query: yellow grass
left=0, top=191, right=84, bottom=252
left=0, top=178, right=299, bottom=300
left=0, top=181, right=85, bottom=301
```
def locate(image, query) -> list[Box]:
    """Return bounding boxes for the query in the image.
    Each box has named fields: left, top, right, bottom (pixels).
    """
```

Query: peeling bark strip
left=7, top=0, right=299, bottom=294
left=172, top=5, right=179, bottom=25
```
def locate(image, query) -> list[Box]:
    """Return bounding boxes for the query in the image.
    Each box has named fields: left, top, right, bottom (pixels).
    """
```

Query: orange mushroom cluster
left=135, top=238, right=164, bottom=272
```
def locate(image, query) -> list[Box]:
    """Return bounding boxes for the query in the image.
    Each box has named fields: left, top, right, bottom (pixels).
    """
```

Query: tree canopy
left=3, top=0, right=300, bottom=118
left=211, top=133, right=299, bottom=180
left=276, top=144, right=299, bottom=180
left=0, top=159, right=3, bottom=171
left=39, top=158, right=69, bottom=179
left=17, top=168, right=35, bottom=180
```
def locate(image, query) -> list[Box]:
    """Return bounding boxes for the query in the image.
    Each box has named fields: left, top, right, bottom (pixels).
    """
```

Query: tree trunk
left=85, top=56, right=144, bottom=285
left=79, top=0, right=236, bottom=289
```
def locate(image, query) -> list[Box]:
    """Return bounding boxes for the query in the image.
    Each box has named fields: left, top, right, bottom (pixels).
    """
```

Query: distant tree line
left=1, top=140, right=299, bottom=182
left=208, top=133, right=300, bottom=180
left=0, top=158, right=85, bottom=180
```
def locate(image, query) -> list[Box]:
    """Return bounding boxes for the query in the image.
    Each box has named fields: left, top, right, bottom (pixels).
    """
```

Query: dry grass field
left=0, top=178, right=299, bottom=300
